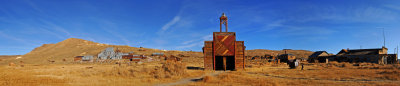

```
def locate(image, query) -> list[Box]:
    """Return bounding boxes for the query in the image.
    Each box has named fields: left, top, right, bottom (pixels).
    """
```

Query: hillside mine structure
left=203, top=13, right=246, bottom=71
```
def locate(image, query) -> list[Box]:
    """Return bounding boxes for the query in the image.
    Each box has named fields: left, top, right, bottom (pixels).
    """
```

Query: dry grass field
left=0, top=59, right=205, bottom=86
left=188, top=62, right=400, bottom=86
left=1, top=57, right=399, bottom=86
left=1, top=38, right=399, bottom=86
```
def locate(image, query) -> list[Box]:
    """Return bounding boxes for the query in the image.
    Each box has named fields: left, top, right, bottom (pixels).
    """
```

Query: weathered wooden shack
left=74, top=56, right=83, bottom=61
left=278, top=54, right=296, bottom=63
left=122, top=55, right=146, bottom=61
left=74, top=55, right=93, bottom=62
left=308, top=51, right=332, bottom=63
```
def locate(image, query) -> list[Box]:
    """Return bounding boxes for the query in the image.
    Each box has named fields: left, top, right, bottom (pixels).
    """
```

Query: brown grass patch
left=150, top=61, right=187, bottom=78
left=0, top=66, right=68, bottom=85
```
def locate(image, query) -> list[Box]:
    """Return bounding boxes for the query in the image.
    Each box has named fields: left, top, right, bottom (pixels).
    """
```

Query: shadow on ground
left=187, top=66, right=204, bottom=70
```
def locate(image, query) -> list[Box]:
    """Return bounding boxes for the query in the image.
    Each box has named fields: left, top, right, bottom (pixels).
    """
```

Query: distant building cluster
left=73, top=47, right=154, bottom=62
left=308, top=47, right=398, bottom=64
left=97, top=47, right=128, bottom=60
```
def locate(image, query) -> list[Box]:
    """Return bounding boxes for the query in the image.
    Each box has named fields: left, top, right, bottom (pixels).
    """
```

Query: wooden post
left=223, top=56, right=227, bottom=71
left=220, top=19, right=222, bottom=32
left=326, top=58, right=329, bottom=64
left=278, top=59, right=280, bottom=64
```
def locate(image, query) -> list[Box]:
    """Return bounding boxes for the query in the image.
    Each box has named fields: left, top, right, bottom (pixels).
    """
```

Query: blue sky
left=0, top=0, right=400, bottom=57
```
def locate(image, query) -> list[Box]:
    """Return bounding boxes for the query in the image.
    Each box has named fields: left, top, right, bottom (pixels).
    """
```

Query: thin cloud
left=24, top=0, right=44, bottom=13
left=99, top=21, right=131, bottom=46
left=258, top=20, right=286, bottom=32
left=161, top=16, right=180, bottom=31
left=384, top=4, right=400, bottom=11
left=182, top=40, right=196, bottom=45
left=38, top=28, right=66, bottom=39
left=202, top=34, right=213, bottom=40
left=299, top=7, right=398, bottom=23
left=0, top=31, right=38, bottom=46
left=281, top=26, right=336, bottom=36
left=38, top=19, right=72, bottom=38
left=176, top=34, right=212, bottom=50
left=176, top=42, right=201, bottom=49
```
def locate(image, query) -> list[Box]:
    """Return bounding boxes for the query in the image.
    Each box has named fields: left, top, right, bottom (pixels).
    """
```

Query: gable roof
left=337, top=48, right=384, bottom=55
left=309, top=51, right=328, bottom=58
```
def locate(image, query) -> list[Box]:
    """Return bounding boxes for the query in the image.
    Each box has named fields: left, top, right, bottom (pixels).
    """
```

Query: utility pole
left=382, top=28, right=386, bottom=47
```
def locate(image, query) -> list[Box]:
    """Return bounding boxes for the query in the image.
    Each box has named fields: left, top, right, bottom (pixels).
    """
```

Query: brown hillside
left=12, top=38, right=313, bottom=64
left=245, top=49, right=314, bottom=58
left=18, top=38, right=203, bottom=64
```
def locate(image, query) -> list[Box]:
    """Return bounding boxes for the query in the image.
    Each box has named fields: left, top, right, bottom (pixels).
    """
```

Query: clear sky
left=0, top=0, right=399, bottom=58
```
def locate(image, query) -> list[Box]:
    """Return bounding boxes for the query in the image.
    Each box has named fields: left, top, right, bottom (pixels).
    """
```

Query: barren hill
left=245, top=49, right=314, bottom=58
left=18, top=38, right=202, bottom=64
left=10, top=38, right=313, bottom=64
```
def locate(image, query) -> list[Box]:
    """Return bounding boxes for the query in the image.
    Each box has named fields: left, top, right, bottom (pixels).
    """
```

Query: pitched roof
left=309, top=51, right=328, bottom=58
left=337, top=48, right=384, bottom=55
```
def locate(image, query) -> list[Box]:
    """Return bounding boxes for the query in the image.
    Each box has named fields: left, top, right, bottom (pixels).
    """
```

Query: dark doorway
left=215, top=56, right=235, bottom=70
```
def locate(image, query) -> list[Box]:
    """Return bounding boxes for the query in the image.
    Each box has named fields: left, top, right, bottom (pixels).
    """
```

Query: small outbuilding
left=278, top=54, right=296, bottom=63
left=74, top=56, right=83, bottom=61
left=151, top=53, right=164, bottom=56
left=74, top=55, right=93, bottom=62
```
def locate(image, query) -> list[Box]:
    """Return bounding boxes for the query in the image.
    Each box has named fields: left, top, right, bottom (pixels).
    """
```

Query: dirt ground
left=1, top=56, right=399, bottom=86
left=188, top=63, right=400, bottom=86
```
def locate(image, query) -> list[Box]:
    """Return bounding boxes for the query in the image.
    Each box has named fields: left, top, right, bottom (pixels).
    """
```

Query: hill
left=8, top=38, right=313, bottom=64
left=17, top=38, right=202, bottom=64
left=245, top=49, right=314, bottom=58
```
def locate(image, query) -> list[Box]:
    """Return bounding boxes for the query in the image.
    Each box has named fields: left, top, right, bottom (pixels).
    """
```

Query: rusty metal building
left=203, top=13, right=245, bottom=71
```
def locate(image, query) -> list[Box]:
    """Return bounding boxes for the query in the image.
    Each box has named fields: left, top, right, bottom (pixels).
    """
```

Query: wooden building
left=122, top=55, right=146, bottom=62
left=308, top=51, right=332, bottom=63
left=74, top=56, right=83, bottom=61
left=74, top=55, right=93, bottom=62
left=278, top=54, right=296, bottom=63
left=203, top=13, right=245, bottom=71
left=335, top=47, right=398, bottom=64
